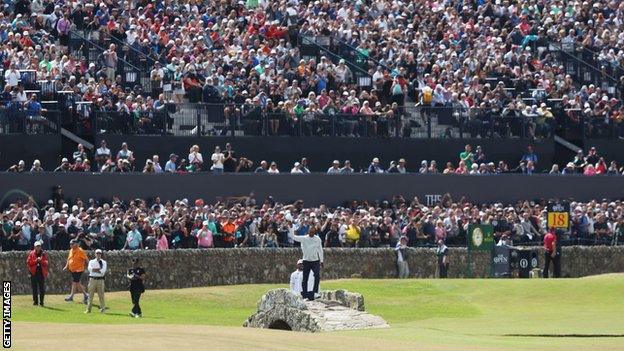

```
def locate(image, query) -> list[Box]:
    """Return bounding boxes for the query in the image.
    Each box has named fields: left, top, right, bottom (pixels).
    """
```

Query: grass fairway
left=10, top=274, right=624, bottom=351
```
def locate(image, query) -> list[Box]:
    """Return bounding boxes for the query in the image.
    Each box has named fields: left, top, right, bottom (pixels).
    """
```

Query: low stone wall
left=2, top=246, right=623, bottom=295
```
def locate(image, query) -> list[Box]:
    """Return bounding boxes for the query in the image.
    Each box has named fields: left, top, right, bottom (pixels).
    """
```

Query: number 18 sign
left=547, top=202, right=570, bottom=230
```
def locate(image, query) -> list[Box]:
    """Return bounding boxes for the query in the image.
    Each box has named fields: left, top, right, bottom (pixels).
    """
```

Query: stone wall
left=2, top=246, right=623, bottom=295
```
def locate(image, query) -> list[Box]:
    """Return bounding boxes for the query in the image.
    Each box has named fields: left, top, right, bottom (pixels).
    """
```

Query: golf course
left=10, top=274, right=624, bottom=351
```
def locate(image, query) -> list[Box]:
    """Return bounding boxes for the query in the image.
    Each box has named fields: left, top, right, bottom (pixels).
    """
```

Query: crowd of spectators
left=0, top=0, right=623, bottom=137
left=1, top=191, right=622, bottom=252
left=5, top=141, right=624, bottom=176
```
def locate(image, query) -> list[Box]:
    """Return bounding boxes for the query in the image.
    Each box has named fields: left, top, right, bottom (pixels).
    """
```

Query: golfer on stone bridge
left=293, top=226, right=324, bottom=301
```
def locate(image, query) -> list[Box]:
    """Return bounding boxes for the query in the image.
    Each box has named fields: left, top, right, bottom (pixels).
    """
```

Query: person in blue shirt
left=123, top=224, right=144, bottom=250
left=165, top=153, right=178, bottom=173
left=521, top=145, right=538, bottom=166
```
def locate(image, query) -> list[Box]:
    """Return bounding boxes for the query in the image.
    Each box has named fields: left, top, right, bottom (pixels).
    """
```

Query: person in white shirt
left=290, top=259, right=315, bottom=294
left=267, top=162, right=280, bottom=174
left=395, top=236, right=409, bottom=279
left=210, top=146, right=224, bottom=173
left=85, top=249, right=107, bottom=313
left=95, top=140, right=111, bottom=170
left=188, top=144, right=203, bottom=170
left=293, top=226, right=323, bottom=300
left=4, top=65, right=20, bottom=88
left=290, top=162, right=304, bottom=174
left=152, top=155, right=163, bottom=173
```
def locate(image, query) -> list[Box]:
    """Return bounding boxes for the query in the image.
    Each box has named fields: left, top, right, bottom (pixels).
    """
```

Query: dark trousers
left=543, top=252, right=561, bottom=278
left=439, top=263, right=449, bottom=278
left=302, top=260, right=320, bottom=300
left=130, top=290, right=142, bottom=315
left=30, top=272, right=45, bottom=305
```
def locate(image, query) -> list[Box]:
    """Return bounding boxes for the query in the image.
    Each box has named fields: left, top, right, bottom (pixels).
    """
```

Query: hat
left=95, top=249, right=103, bottom=254
left=34, top=240, right=42, bottom=247
left=70, top=239, right=79, bottom=244
left=297, top=259, right=304, bottom=265
left=15, top=221, right=21, bottom=226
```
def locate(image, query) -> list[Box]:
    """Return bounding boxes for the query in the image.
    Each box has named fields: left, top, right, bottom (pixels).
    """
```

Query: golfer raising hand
left=293, top=226, right=323, bottom=301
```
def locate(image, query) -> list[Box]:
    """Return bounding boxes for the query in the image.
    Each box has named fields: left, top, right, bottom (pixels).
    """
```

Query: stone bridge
left=243, top=289, right=389, bottom=332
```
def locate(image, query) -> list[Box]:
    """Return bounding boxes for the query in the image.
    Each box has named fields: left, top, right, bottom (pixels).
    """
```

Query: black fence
left=93, top=104, right=564, bottom=139
left=0, top=104, right=61, bottom=135
left=1, top=173, right=623, bottom=208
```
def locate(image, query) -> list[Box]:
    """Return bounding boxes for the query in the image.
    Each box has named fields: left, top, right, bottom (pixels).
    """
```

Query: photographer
left=126, top=257, right=146, bottom=318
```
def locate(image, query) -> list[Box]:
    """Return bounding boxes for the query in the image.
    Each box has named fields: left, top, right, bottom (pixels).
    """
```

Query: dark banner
left=1, top=173, right=623, bottom=208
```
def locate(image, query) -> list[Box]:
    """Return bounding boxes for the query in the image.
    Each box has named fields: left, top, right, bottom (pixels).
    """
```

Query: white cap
left=297, top=259, right=304, bottom=265
left=95, top=249, right=103, bottom=254
left=34, top=240, right=42, bottom=247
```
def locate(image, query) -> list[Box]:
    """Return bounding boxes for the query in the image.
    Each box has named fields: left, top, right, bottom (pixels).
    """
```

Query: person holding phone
left=26, top=241, right=48, bottom=306
left=127, top=257, right=146, bottom=318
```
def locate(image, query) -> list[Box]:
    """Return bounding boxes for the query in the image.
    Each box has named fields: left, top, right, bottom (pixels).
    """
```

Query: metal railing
left=549, top=41, right=621, bottom=95
left=91, top=104, right=570, bottom=139
left=68, top=30, right=147, bottom=91
left=0, top=104, right=61, bottom=135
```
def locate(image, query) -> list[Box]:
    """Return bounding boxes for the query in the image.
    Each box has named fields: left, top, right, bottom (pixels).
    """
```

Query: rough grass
left=9, top=275, right=624, bottom=351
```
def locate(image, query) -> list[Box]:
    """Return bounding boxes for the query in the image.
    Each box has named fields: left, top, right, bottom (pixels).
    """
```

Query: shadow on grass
left=40, top=306, right=66, bottom=312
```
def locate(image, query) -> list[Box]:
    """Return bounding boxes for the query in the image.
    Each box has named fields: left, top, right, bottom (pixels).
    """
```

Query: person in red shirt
left=542, top=228, right=560, bottom=278
left=26, top=241, right=49, bottom=306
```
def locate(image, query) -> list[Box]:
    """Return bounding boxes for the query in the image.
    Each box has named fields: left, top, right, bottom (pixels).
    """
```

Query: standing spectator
left=156, top=228, right=169, bottom=250
left=521, top=146, right=538, bottom=166
left=73, top=144, right=87, bottom=163
left=95, top=140, right=111, bottom=171
left=123, top=224, right=143, bottom=250
left=103, top=44, right=118, bottom=81
left=152, top=155, right=163, bottom=173
left=26, top=241, right=48, bottom=306
left=116, top=142, right=135, bottom=165
left=267, top=162, right=280, bottom=174
left=85, top=249, right=107, bottom=314
left=223, top=143, right=237, bottom=173
left=395, top=236, right=409, bottom=279
left=459, top=145, right=474, bottom=170
left=368, top=157, right=384, bottom=173
left=210, top=146, right=224, bottom=173
left=340, top=160, right=354, bottom=173
left=327, top=160, right=341, bottom=174
left=436, top=240, right=449, bottom=278
left=126, top=257, right=146, bottom=318
left=165, top=154, right=178, bottom=173
left=63, top=239, right=89, bottom=303
left=188, top=145, right=203, bottom=171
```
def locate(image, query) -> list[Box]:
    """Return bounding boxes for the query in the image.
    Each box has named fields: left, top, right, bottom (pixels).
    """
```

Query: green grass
left=11, top=274, right=624, bottom=350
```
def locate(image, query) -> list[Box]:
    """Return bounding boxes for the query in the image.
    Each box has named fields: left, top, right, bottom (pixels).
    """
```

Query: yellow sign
left=547, top=212, right=569, bottom=229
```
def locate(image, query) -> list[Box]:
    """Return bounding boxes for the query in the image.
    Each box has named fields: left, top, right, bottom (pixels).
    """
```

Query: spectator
left=95, top=140, right=111, bottom=171
left=268, top=162, right=280, bottom=174
left=30, top=160, right=44, bottom=172
left=367, top=157, right=384, bottom=173
left=188, top=145, right=203, bottom=171
left=210, top=146, right=224, bottom=173
left=165, top=154, right=178, bottom=173
left=327, top=160, right=341, bottom=174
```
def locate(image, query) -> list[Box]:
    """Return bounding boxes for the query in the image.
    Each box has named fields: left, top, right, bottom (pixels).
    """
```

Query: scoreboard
left=546, top=202, right=570, bottom=230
